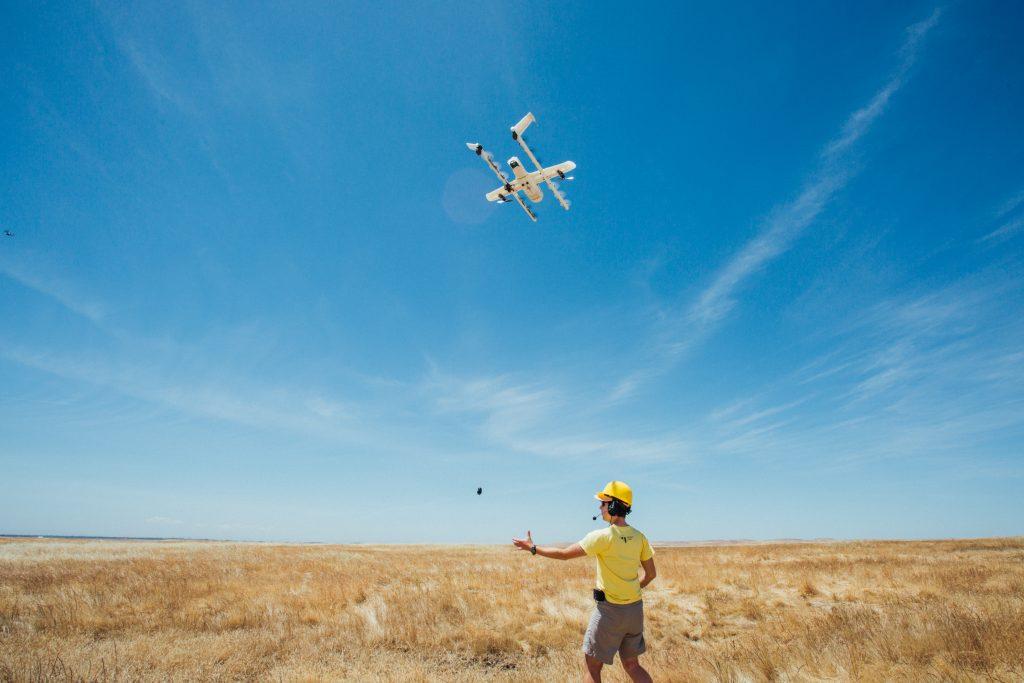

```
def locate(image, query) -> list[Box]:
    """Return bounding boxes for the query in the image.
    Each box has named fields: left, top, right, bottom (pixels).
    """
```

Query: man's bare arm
left=512, top=531, right=587, bottom=560
left=639, top=557, right=657, bottom=588
left=534, top=542, right=586, bottom=560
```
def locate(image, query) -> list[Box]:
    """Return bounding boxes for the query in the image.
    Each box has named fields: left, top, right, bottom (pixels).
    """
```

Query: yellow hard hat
left=595, top=480, right=633, bottom=508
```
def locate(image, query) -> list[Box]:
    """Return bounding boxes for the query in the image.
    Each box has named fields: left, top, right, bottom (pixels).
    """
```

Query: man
left=513, top=480, right=657, bottom=683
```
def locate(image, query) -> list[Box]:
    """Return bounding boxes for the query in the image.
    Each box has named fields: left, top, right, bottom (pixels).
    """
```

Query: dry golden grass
left=2, top=536, right=1023, bottom=681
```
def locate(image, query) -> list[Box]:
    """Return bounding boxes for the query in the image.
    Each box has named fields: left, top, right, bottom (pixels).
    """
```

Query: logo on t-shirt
left=621, top=535, right=634, bottom=543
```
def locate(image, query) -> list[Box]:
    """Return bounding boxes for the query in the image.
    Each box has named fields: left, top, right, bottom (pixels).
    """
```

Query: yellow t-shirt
left=578, top=524, right=654, bottom=604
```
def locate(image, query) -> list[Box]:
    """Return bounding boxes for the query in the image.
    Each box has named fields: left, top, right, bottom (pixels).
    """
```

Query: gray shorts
left=582, top=599, right=646, bottom=665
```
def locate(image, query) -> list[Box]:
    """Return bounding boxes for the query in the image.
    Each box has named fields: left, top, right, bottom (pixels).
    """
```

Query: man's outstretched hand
left=512, top=530, right=534, bottom=551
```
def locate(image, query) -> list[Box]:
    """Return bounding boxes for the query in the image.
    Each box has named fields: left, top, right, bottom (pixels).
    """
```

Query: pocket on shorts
left=582, top=605, right=620, bottom=665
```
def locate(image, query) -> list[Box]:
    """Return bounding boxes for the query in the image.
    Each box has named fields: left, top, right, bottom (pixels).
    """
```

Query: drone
left=2, top=230, right=12, bottom=238
left=466, top=112, right=576, bottom=222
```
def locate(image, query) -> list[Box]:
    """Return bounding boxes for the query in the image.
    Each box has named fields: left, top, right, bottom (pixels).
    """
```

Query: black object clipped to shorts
left=593, top=589, right=606, bottom=602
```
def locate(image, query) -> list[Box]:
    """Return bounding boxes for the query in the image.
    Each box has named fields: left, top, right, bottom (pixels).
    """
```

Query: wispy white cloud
left=980, top=216, right=1024, bottom=243
left=977, top=188, right=1024, bottom=242
left=100, top=3, right=324, bottom=182
left=117, top=39, right=197, bottom=115
left=613, top=9, right=943, bottom=400
left=703, top=268, right=1024, bottom=465
left=689, top=9, right=941, bottom=332
left=687, top=173, right=846, bottom=330
left=714, top=418, right=797, bottom=454
left=424, top=369, right=562, bottom=439
left=423, top=367, right=691, bottom=462
left=0, top=253, right=106, bottom=322
left=993, top=189, right=1024, bottom=221
left=0, top=345, right=379, bottom=446
left=2, top=257, right=693, bottom=465
left=713, top=398, right=809, bottom=430
left=824, top=8, right=941, bottom=159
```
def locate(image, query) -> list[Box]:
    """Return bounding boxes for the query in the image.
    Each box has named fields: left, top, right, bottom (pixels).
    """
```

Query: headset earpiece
left=608, top=498, right=631, bottom=518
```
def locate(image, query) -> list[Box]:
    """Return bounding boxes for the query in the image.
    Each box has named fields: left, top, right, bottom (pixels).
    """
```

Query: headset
left=594, top=497, right=632, bottom=520
left=607, top=497, right=631, bottom=518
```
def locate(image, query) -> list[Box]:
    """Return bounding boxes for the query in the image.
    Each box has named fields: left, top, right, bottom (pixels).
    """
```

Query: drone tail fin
left=510, top=112, right=535, bottom=140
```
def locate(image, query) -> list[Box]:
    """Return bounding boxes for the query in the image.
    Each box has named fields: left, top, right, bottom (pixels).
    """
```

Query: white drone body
left=465, top=112, right=576, bottom=222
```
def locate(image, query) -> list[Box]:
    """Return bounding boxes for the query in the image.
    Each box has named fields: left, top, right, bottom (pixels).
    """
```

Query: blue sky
left=2, top=2, right=1022, bottom=543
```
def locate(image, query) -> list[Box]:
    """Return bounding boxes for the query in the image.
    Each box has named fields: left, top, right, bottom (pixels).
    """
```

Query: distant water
left=0, top=533, right=219, bottom=542
left=0, top=533, right=332, bottom=544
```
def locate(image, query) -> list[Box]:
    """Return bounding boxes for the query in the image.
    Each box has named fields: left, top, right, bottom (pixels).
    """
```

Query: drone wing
left=534, top=161, right=576, bottom=208
left=467, top=142, right=510, bottom=185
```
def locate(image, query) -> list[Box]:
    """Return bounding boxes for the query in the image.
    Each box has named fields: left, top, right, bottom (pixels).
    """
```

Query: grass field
left=1, top=536, right=1023, bottom=681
